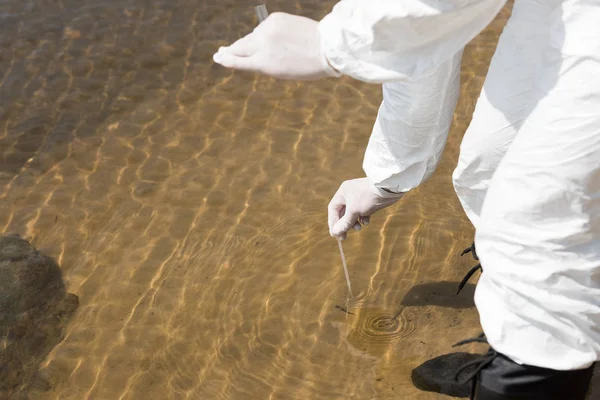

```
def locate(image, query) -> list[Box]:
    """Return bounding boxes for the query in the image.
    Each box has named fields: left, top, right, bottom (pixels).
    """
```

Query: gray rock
left=0, top=234, right=78, bottom=397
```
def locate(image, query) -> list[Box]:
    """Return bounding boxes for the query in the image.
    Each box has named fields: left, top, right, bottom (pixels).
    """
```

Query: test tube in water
left=337, top=238, right=354, bottom=297
left=255, top=5, right=269, bottom=23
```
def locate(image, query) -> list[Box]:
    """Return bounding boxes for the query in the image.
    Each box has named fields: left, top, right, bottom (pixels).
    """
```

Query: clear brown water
left=0, top=1, right=513, bottom=398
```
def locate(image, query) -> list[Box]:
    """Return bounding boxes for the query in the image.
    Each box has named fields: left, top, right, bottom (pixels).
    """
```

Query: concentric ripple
left=361, top=310, right=416, bottom=343
left=345, top=307, right=417, bottom=356
left=0, top=0, right=515, bottom=397
left=343, top=289, right=369, bottom=310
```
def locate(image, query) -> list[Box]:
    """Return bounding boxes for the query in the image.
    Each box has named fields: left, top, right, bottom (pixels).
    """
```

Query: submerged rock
left=0, top=234, right=78, bottom=397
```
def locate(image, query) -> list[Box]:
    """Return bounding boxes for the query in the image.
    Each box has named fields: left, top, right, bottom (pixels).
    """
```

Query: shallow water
left=0, top=1, right=513, bottom=398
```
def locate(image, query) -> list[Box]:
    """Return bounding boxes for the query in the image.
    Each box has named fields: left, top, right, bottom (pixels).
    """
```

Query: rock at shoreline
left=0, top=234, right=78, bottom=397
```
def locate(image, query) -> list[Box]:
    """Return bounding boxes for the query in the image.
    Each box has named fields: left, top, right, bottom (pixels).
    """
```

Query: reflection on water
left=1, top=0, right=512, bottom=398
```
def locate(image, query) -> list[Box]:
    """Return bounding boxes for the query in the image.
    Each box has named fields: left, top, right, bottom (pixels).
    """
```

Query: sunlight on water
left=0, top=0, right=514, bottom=398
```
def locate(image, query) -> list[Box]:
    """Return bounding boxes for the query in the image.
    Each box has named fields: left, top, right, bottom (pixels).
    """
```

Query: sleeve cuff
left=370, top=182, right=405, bottom=198
left=320, top=51, right=343, bottom=78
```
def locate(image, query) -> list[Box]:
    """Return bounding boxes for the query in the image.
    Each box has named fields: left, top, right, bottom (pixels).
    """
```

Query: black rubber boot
left=411, top=352, right=480, bottom=398
left=410, top=242, right=486, bottom=398
left=472, top=353, right=595, bottom=400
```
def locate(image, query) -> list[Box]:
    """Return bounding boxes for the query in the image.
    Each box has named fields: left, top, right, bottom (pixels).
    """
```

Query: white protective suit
left=318, top=0, right=600, bottom=370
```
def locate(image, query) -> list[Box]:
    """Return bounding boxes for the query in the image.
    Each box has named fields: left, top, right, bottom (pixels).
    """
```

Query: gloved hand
left=212, top=12, right=341, bottom=80
left=328, top=178, right=404, bottom=240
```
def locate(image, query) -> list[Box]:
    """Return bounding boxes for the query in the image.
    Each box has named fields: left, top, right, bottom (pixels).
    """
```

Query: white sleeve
left=318, top=0, right=506, bottom=83
left=362, top=51, right=463, bottom=193
left=318, top=0, right=505, bottom=192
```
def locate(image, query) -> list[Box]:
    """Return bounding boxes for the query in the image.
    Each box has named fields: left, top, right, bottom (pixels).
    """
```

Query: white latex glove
left=328, top=178, right=404, bottom=240
left=212, top=12, right=341, bottom=80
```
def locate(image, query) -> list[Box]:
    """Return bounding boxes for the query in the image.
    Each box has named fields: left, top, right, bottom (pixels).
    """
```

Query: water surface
left=0, top=1, right=513, bottom=398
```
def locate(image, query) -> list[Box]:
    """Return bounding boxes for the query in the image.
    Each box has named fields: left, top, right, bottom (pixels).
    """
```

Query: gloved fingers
left=331, top=209, right=360, bottom=238
left=213, top=49, right=256, bottom=71
left=353, top=222, right=361, bottom=231
left=226, top=33, right=259, bottom=57
left=327, top=189, right=346, bottom=235
left=359, top=216, right=370, bottom=226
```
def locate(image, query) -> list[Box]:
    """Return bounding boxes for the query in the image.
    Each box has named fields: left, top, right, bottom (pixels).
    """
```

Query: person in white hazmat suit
left=213, top=0, right=600, bottom=398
